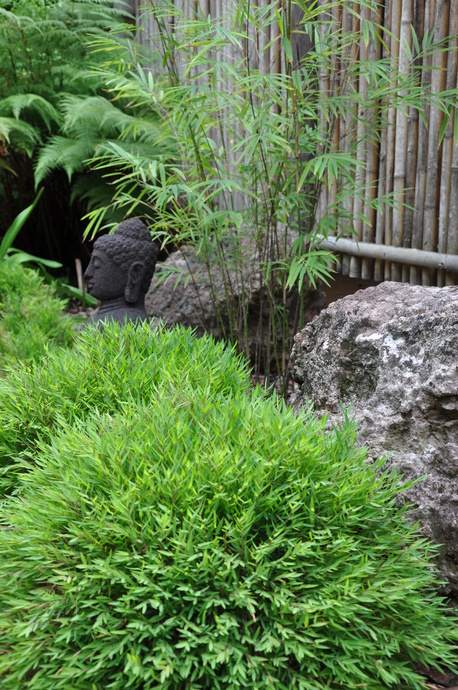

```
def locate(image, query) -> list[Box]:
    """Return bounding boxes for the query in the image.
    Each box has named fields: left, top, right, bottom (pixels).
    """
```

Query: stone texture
left=145, top=245, right=325, bottom=365
left=290, top=281, right=458, bottom=596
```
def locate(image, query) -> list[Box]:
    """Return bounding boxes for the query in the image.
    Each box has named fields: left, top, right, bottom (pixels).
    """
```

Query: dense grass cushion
left=0, top=321, right=251, bottom=496
left=0, top=261, right=73, bottom=372
left=0, top=377, right=456, bottom=688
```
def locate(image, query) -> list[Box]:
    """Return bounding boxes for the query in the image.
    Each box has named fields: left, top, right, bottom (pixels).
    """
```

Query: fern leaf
left=0, top=117, right=41, bottom=155
left=0, top=94, right=62, bottom=131
left=34, top=136, right=97, bottom=185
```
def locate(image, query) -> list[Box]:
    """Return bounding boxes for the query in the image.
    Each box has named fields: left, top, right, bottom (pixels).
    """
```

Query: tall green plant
left=83, top=0, right=458, bottom=384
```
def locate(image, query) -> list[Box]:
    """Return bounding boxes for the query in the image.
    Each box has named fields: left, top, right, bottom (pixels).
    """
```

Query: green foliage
left=0, top=189, right=97, bottom=305
left=84, top=0, right=458, bottom=383
left=0, top=362, right=456, bottom=687
left=0, top=0, right=121, bottom=150
left=0, top=321, right=251, bottom=496
left=33, top=90, right=174, bottom=228
left=0, top=0, right=122, bottom=97
left=0, top=261, right=74, bottom=373
left=0, top=187, right=45, bottom=261
left=34, top=94, right=163, bottom=185
left=0, top=0, right=167, bottom=236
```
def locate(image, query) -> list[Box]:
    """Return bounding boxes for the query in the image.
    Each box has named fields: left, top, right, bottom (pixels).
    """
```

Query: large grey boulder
left=290, top=281, right=458, bottom=596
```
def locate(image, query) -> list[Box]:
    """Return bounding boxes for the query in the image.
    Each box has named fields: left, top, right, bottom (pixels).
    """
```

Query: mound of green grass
left=0, top=321, right=250, bottom=496
left=0, top=377, right=457, bottom=688
left=0, top=262, right=73, bottom=372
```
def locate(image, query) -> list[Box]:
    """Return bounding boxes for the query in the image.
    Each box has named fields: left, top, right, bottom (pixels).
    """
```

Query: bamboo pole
left=200, top=0, right=209, bottom=20
left=339, top=2, right=352, bottom=277
left=213, top=0, right=224, bottom=201
left=353, top=3, right=369, bottom=267
left=349, top=3, right=362, bottom=278
left=136, top=0, right=163, bottom=61
left=338, top=1, right=349, bottom=157
left=422, top=0, right=448, bottom=286
left=318, top=4, right=330, bottom=230
left=318, top=236, right=458, bottom=273
left=340, top=244, right=351, bottom=275
left=402, top=0, right=424, bottom=282
left=361, top=1, right=383, bottom=280
left=329, top=0, right=341, bottom=224
left=411, top=0, right=434, bottom=284
left=213, top=0, right=229, bottom=215
left=446, top=162, right=458, bottom=285
left=330, top=1, right=341, bottom=97
left=384, top=0, right=401, bottom=281
left=259, top=0, right=270, bottom=77
left=188, top=0, right=196, bottom=82
left=373, top=0, right=392, bottom=282
left=437, top=1, right=457, bottom=286
left=391, top=0, right=413, bottom=281
left=446, top=66, right=458, bottom=286
left=373, top=135, right=387, bottom=280
left=232, top=0, right=246, bottom=213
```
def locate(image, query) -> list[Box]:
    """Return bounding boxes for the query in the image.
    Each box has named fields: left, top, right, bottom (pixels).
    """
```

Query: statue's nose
left=84, top=263, right=92, bottom=279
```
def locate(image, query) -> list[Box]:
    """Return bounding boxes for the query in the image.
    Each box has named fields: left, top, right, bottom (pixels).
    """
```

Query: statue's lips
left=86, top=281, right=94, bottom=292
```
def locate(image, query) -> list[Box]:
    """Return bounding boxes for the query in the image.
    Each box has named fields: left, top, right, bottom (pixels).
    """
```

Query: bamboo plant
left=82, top=0, right=458, bottom=386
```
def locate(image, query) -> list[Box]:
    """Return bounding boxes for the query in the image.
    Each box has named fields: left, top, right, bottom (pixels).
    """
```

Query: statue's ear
left=124, top=261, right=145, bottom=304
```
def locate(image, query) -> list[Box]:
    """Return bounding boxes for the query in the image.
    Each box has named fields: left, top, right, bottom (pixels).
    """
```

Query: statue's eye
left=93, top=258, right=102, bottom=269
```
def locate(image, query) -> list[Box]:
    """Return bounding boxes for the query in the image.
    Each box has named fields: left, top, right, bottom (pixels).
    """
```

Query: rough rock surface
left=145, top=245, right=325, bottom=365
left=290, top=281, right=458, bottom=596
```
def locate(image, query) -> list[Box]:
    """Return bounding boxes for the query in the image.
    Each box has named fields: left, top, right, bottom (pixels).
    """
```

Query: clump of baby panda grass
left=0, top=361, right=456, bottom=688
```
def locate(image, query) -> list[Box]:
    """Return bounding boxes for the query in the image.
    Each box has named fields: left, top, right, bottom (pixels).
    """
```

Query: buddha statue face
left=84, top=218, right=157, bottom=325
left=84, top=247, right=130, bottom=303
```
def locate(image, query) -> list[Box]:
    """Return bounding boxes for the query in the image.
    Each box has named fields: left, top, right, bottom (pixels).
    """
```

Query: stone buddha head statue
left=84, top=218, right=157, bottom=327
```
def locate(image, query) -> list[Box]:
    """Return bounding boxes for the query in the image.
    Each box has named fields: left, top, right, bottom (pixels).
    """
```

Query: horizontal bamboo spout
left=317, top=236, right=458, bottom=274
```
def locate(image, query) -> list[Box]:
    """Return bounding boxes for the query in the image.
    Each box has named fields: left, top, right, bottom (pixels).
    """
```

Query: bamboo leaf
left=362, top=19, right=370, bottom=48
left=402, top=38, right=412, bottom=63
left=274, top=6, right=284, bottom=36
left=282, top=37, right=293, bottom=63
left=438, top=109, right=450, bottom=145
left=411, top=26, right=420, bottom=55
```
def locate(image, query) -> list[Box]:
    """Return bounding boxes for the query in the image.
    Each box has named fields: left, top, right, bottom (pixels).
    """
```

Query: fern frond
left=34, top=136, right=96, bottom=185
left=58, top=95, right=125, bottom=138
left=0, top=9, right=36, bottom=29
left=58, top=93, right=163, bottom=140
left=65, top=1, right=130, bottom=20
left=0, top=94, right=62, bottom=131
left=0, top=117, right=41, bottom=155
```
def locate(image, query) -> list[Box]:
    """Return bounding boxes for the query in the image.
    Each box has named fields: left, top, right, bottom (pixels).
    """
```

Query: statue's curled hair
left=94, top=218, right=157, bottom=293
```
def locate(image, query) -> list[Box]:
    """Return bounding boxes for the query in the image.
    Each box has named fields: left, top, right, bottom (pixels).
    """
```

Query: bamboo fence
left=132, top=0, right=458, bottom=287
left=315, top=0, right=458, bottom=286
